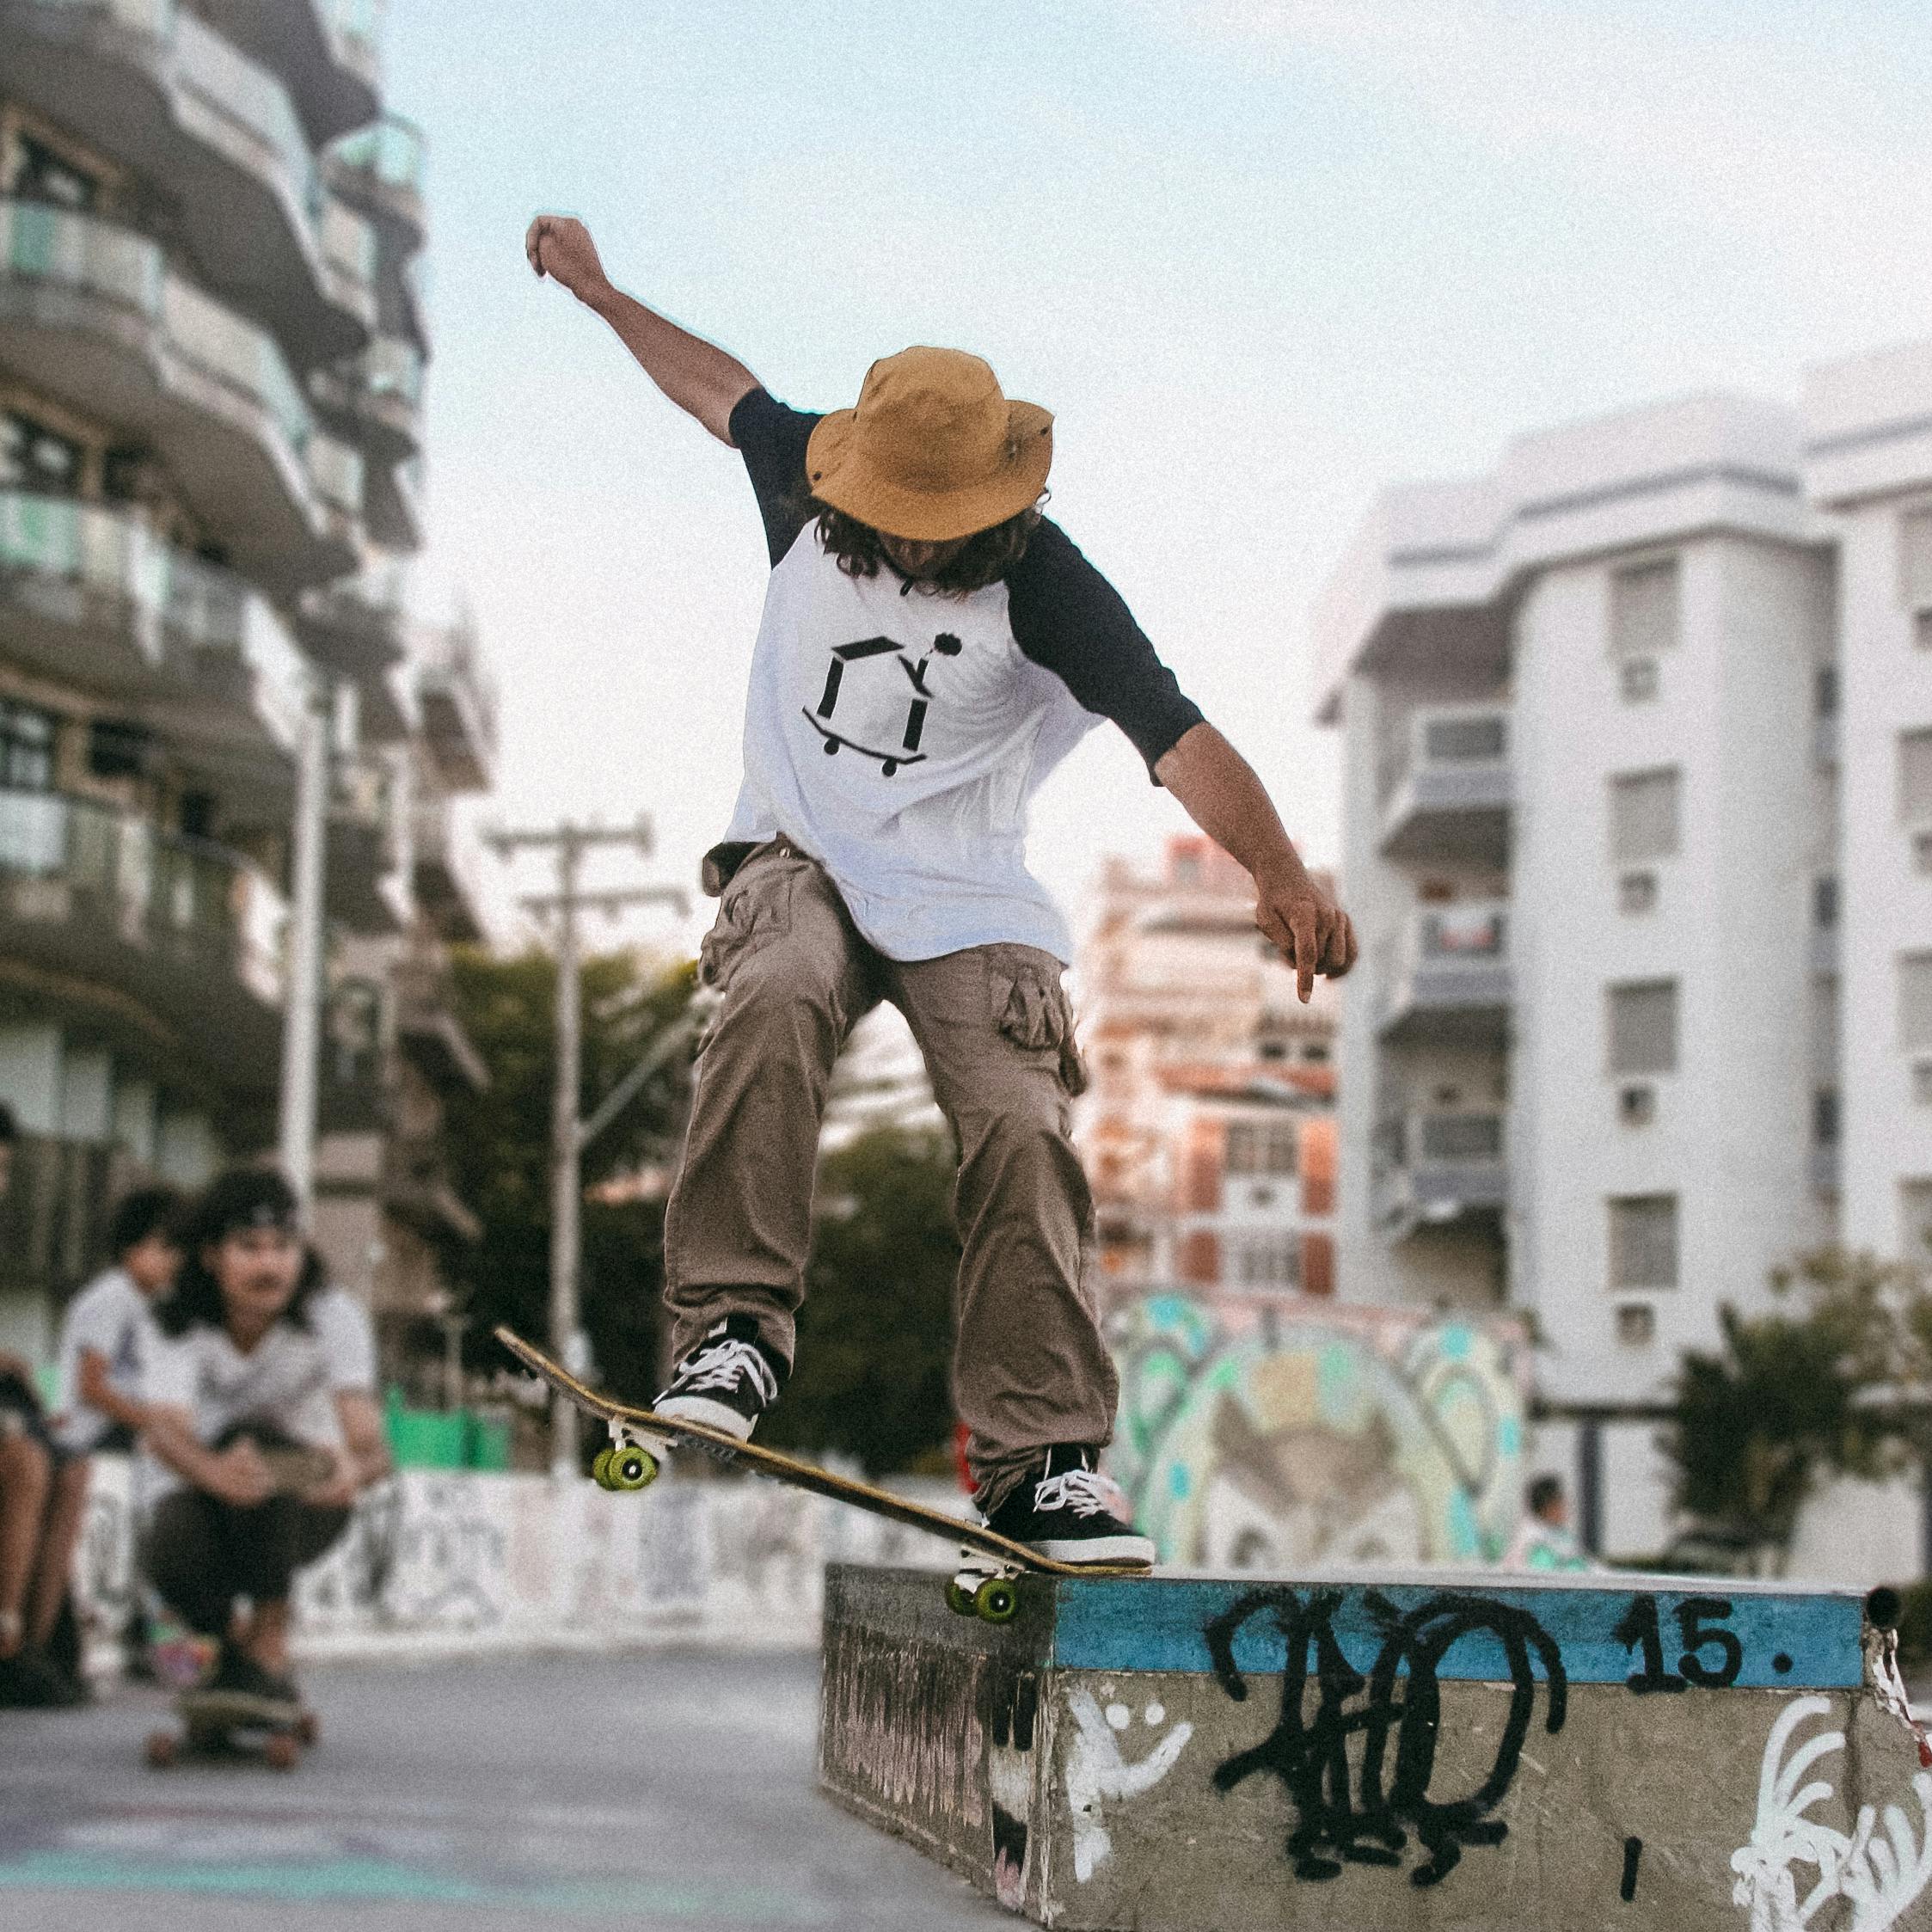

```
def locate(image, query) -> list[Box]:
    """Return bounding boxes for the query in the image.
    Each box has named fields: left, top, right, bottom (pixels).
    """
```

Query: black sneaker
left=202, top=1641, right=298, bottom=1714
left=653, top=1314, right=785, bottom=1440
left=0, top=1649, right=88, bottom=1708
left=983, top=1446, right=1156, bottom=1567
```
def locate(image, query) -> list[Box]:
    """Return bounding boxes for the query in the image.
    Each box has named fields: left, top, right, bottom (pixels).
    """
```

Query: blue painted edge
left=1051, top=1577, right=1865, bottom=1690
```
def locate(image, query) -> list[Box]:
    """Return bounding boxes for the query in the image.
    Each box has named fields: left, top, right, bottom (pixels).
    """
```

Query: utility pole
left=277, top=673, right=332, bottom=1212
left=486, top=819, right=687, bottom=1478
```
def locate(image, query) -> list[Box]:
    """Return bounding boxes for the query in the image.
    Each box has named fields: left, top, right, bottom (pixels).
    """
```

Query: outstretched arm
left=1155, top=721, right=1358, bottom=1003
left=524, top=214, right=758, bottom=445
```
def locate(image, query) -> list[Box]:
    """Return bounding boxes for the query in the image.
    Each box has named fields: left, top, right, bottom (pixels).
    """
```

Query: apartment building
left=1072, top=834, right=1338, bottom=1308
left=1314, top=336, right=1932, bottom=1563
left=0, top=0, right=491, bottom=1360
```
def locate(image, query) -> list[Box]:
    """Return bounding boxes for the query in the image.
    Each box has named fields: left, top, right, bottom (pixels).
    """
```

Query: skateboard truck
left=946, top=1555, right=1021, bottom=1624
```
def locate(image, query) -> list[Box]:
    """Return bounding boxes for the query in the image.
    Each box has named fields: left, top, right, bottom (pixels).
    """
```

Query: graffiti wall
left=1107, top=1292, right=1527, bottom=1569
left=70, top=1457, right=967, bottom=1667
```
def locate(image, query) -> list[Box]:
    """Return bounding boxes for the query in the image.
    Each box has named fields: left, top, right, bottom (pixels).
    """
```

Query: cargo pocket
left=696, top=845, right=795, bottom=994
left=989, top=949, right=1089, bottom=1099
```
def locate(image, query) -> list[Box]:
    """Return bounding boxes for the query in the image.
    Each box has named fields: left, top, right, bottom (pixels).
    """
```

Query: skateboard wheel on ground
left=144, top=1730, right=178, bottom=1769
left=609, top=1445, right=658, bottom=1492
left=591, top=1445, right=616, bottom=1488
left=263, top=1731, right=299, bottom=1772
left=973, top=1577, right=1018, bottom=1623
left=945, top=1578, right=978, bottom=1616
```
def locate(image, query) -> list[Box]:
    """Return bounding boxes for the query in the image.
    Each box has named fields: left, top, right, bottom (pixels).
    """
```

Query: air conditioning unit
left=1614, top=1302, right=1657, bottom=1346
left=1620, top=658, right=1659, bottom=702
left=1619, top=1084, right=1656, bottom=1126
left=1618, top=871, right=1659, bottom=915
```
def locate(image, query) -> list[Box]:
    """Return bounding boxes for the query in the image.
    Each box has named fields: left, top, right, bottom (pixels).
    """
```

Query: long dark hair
left=158, top=1168, right=321, bottom=1339
left=802, top=496, right=1043, bottom=595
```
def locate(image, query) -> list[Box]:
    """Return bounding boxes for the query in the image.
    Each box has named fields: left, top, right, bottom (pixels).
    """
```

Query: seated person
left=141, top=1169, right=387, bottom=1710
left=0, top=1103, right=89, bottom=1708
left=52, top=1187, right=183, bottom=1457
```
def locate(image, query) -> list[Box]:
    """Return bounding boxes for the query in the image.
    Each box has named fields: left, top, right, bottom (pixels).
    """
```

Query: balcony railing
left=1377, top=705, right=1512, bottom=864
left=1378, top=900, right=1512, bottom=1046
left=0, top=788, right=286, bottom=1011
left=1371, top=1109, right=1507, bottom=1238
left=0, top=489, right=307, bottom=745
left=411, top=793, right=486, bottom=943
left=416, top=625, right=498, bottom=792
left=328, top=112, right=426, bottom=198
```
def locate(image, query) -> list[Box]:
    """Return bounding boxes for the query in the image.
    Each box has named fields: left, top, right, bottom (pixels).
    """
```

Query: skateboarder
left=526, top=214, right=1356, bottom=1566
left=140, top=1170, right=383, bottom=1709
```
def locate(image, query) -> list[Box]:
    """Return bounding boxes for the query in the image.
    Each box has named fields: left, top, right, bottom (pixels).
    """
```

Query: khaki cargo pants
left=663, top=837, right=1118, bottom=1508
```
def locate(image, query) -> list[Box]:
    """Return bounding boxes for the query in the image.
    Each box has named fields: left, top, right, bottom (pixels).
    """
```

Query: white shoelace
left=1033, top=1468, right=1114, bottom=1519
left=676, top=1337, right=778, bottom=1404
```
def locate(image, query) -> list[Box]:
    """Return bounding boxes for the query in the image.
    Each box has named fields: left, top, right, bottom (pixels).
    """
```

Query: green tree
left=436, top=948, right=696, bottom=1410
left=1666, top=1248, right=1921, bottom=1568
left=758, top=1125, right=963, bottom=1478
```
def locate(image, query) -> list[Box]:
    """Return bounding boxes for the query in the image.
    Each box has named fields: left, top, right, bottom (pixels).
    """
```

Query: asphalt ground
left=0, top=1648, right=1014, bottom=1931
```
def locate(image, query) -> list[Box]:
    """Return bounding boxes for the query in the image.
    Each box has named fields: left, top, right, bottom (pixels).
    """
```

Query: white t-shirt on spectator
left=52, top=1267, right=162, bottom=1454
left=310, top=1287, right=378, bottom=1397
left=144, top=1305, right=356, bottom=1497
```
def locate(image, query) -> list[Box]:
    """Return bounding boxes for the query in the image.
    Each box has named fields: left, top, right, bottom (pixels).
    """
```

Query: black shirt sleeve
left=727, top=387, right=822, bottom=567
left=1005, top=518, right=1205, bottom=783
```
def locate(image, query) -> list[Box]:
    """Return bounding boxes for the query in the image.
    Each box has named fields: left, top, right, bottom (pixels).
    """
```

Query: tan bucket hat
left=804, top=347, right=1053, bottom=543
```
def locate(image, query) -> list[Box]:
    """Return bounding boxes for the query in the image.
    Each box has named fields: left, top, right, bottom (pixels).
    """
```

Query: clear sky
left=382, top=0, right=1932, bottom=954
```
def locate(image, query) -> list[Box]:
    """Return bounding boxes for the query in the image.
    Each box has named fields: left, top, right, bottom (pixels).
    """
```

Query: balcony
left=324, top=113, right=426, bottom=252
left=1377, top=705, right=1512, bottom=867
left=416, top=625, right=497, bottom=793
left=383, top=1125, right=481, bottom=1243
left=411, top=793, right=486, bottom=943
left=186, top=0, right=383, bottom=147
left=295, top=557, right=406, bottom=681
left=365, top=450, right=423, bottom=553
left=310, top=332, right=424, bottom=465
left=5, top=0, right=377, bottom=362
left=0, top=488, right=306, bottom=755
left=394, top=954, right=488, bottom=1095
left=0, top=201, right=360, bottom=590
left=326, top=749, right=406, bottom=933
left=0, top=788, right=285, bottom=1083
left=1377, top=900, right=1511, bottom=1049
left=1371, top=1110, right=1507, bottom=1241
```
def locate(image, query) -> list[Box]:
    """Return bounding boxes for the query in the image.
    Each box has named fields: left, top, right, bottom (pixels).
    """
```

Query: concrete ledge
left=819, top=1565, right=1932, bottom=1931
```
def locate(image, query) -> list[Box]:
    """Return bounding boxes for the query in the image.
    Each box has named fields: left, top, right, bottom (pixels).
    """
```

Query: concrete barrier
left=818, top=1564, right=1932, bottom=1931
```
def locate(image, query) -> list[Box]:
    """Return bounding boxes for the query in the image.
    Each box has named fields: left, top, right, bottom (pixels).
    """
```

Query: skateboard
left=144, top=1687, right=319, bottom=1772
left=495, top=1326, right=1152, bottom=1622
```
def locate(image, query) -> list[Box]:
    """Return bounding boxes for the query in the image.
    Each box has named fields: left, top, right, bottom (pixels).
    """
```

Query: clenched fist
left=525, top=214, right=609, bottom=305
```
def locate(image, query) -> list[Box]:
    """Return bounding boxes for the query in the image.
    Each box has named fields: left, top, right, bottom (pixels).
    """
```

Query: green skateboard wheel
left=973, top=1577, right=1018, bottom=1623
left=610, top=1445, right=659, bottom=1492
left=591, top=1446, right=616, bottom=1488
left=945, top=1578, right=977, bottom=1616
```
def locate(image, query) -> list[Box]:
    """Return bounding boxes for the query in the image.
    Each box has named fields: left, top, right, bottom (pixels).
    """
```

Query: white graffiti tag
left=1731, top=1697, right=1932, bottom=1932
left=1065, top=1690, right=1194, bottom=1883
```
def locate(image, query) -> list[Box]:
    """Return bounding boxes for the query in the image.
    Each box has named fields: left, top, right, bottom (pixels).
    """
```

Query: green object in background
left=382, top=1389, right=512, bottom=1471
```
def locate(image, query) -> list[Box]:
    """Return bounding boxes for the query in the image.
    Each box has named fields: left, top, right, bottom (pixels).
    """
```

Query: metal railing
left=418, top=624, right=500, bottom=767
left=1371, top=1110, right=1508, bottom=1231
left=328, top=113, right=426, bottom=197
left=0, top=489, right=308, bottom=741
left=0, top=789, right=286, bottom=1006
left=1377, top=704, right=1511, bottom=811
left=1381, top=900, right=1512, bottom=1027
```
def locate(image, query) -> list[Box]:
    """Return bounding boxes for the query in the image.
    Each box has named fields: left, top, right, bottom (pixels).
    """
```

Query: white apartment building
left=1314, top=336, right=1932, bottom=1569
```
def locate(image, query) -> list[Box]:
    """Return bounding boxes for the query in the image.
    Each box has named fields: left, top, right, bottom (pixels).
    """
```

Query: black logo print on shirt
left=803, top=632, right=963, bottom=776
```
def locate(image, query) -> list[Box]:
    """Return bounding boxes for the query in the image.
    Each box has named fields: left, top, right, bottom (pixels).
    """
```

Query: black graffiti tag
left=1205, top=1587, right=1568, bottom=1888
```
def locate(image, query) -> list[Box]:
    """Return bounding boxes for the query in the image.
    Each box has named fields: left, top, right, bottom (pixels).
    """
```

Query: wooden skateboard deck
left=495, top=1326, right=1151, bottom=1612
left=144, top=1687, right=318, bottom=1771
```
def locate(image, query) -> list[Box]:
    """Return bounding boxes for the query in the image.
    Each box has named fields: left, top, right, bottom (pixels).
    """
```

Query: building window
left=1619, top=871, right=1659, bottom=915
left=8, top=134, right=102, bottom=212
left=0, top=702, right=55, bottom=791
left=1901, top=953, right=1932, bottom=1055
left=1234, top=1241, right=1300, bottom=1290
left=1813, top=1087, right=1840, bottom=1147
left=1899, top=506, right=1932, bottom=611
left=1900, top=730, right=1932, bottom=825
left=1917, top=611, right=1932, bottom=653
left=1609, top=1194, right=1678, bottom=1291
left=1610, top=770, right=1681, bottom=863
left=1609, top=980, right=1678, bottom=1076
left=1813, top=875, right=1839, bottom=929
left=1226, top=1121, right=1297, bottom=1177
left=1611, top=557, right=1681, bottom=659
left=0, top=411, right=83, bottom=494
left=1915, top=1062, right=1932, bottom=1109
left=1815, top=665, right=1840, bottom=718
left=1915, top=832, right=1932, bottom=878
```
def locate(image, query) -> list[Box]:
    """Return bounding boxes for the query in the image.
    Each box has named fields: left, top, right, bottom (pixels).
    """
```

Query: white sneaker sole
left=1030, top=1532, right=1156, bottom=1567
left=653, top=1394, right=757, bottom=1440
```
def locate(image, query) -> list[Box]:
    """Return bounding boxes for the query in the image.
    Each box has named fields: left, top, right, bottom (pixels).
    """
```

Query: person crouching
left=139, top=1169, right=371, bottom=1712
